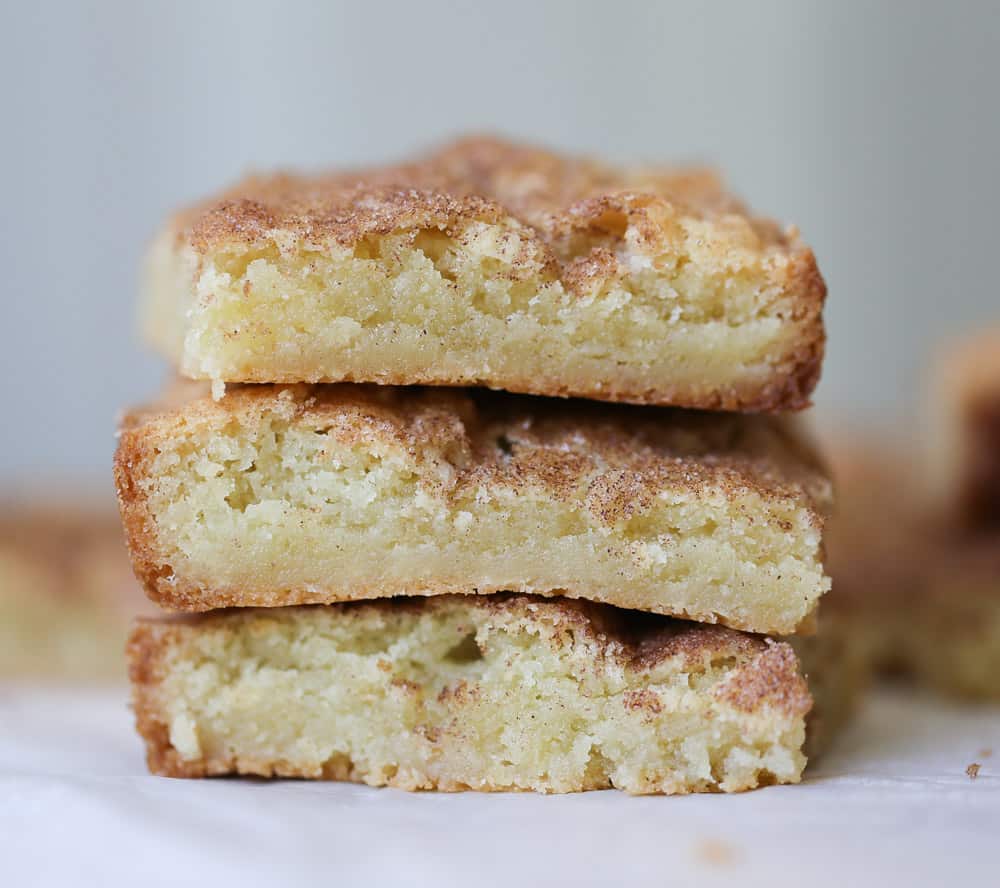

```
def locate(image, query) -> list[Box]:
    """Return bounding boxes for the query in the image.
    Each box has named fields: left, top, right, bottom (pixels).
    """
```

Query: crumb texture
left=129, top=595, right=811, bottom=794
left=115, top=383, right=832, bottom=634
left=145, top=136, right=825, bottom=410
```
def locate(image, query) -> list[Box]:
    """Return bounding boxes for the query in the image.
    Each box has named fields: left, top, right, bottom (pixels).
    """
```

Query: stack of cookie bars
left=116, top=137, right=834, bottom=794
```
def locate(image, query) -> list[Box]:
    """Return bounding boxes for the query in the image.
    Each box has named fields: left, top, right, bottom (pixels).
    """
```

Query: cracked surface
left=144, top=136, right=825, bottom=411
left=128, top=594, right=811, bottom=793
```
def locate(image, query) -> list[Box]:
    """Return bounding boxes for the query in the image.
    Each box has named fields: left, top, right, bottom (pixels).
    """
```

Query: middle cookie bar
left=115, top=383, right=832, bottom=634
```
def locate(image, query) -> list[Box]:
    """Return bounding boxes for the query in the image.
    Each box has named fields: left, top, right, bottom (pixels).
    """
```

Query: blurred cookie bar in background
left=0, top=489, right=147, bottom=680
left=926, top=329, right=1000, bottom=530
left=821, top=329, right=1000, bottom=700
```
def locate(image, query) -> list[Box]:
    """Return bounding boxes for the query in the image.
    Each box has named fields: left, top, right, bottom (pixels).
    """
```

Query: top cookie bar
left=145, top=136, right=826, bottom=411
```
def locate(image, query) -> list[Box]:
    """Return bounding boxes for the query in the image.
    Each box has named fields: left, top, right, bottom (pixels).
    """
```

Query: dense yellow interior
left=150, top=603, right=807, bottom=793
left=139, top=409, right=827, bottom=633
left=146, top=223, right=807, bottom=403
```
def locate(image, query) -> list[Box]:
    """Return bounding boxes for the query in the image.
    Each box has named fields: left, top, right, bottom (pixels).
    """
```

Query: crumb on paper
left=978, top=748, right=993, bottom=759
left=695, top=839, right=738, bottom=866
left=966, top=763, right=981, bottom=780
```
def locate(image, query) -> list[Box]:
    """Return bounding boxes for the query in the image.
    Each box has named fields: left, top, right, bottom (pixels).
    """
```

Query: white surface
left=1, top=685, right=998, bottom=887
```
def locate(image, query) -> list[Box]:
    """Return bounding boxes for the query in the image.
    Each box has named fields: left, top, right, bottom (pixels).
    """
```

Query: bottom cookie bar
left=129, top=594, right=812, bottom=794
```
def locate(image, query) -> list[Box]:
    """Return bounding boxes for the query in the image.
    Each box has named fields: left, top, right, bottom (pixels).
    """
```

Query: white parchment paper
left=2, top=685, right=998, bottom=887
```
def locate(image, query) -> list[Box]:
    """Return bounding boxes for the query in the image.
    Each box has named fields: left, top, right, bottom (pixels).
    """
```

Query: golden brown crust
left=128, top=594, right=812, bottom=781
left=114, top=432, right=167, bottom=609
left=115, top=382, right=832, bottom=619
left=717, top=640, right=812, bottom=716
left=159, top=136, right=826, bottom=412
left=179, top=136, right=794, bottom=255
left=150, top=363, right=826, bottom=416
left=123, top=382, right=832, bottom=505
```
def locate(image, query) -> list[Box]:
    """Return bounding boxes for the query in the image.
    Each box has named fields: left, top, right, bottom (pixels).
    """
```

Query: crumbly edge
left=114, top=388, right=830, bottom=634
left=143, top=218, right=825, bottom=413
left=127, top=597, right=811, bottom=792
